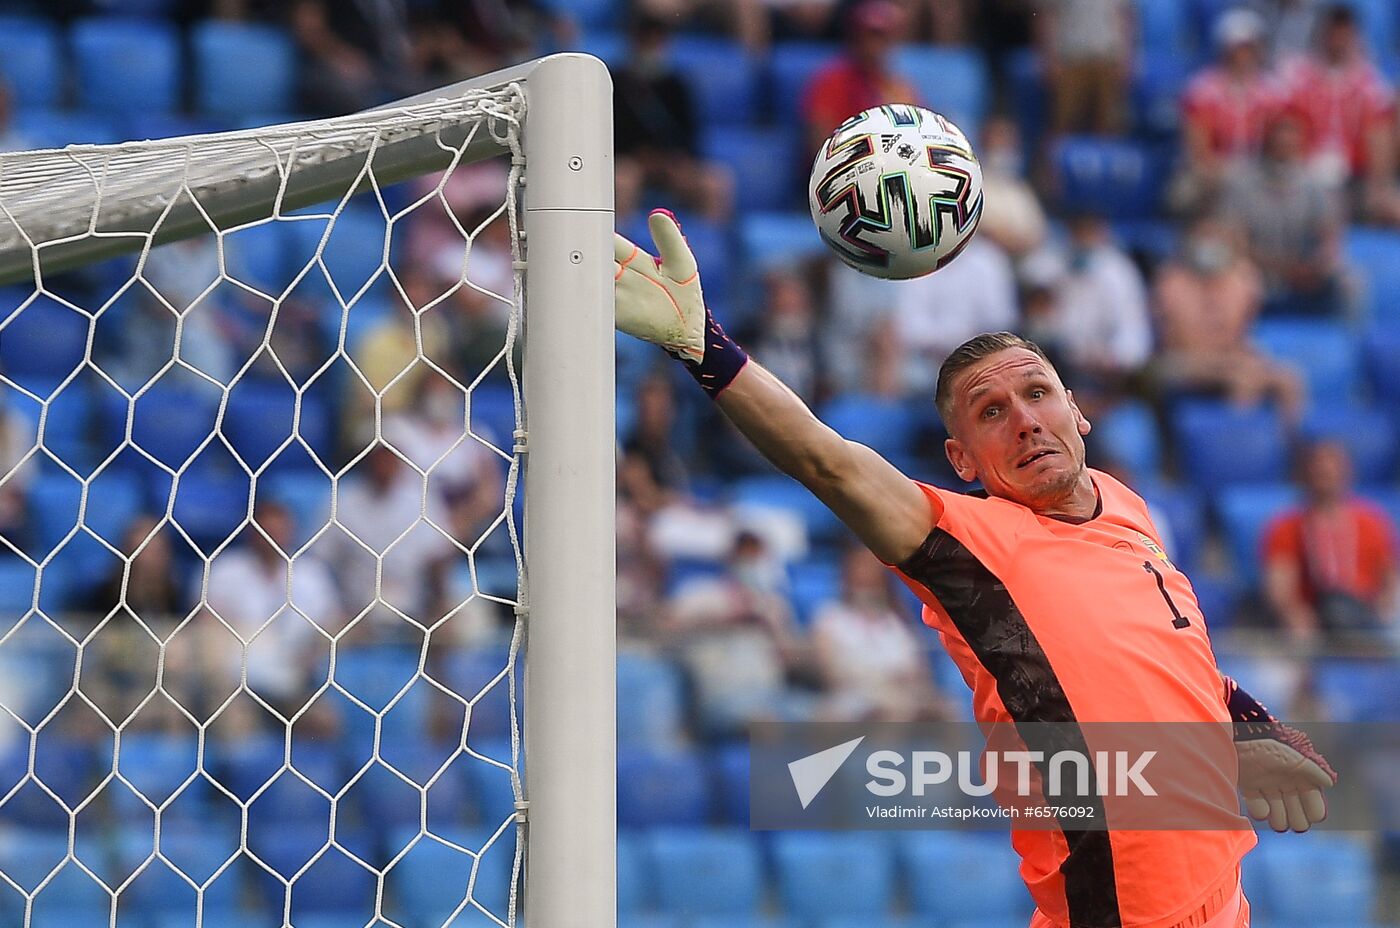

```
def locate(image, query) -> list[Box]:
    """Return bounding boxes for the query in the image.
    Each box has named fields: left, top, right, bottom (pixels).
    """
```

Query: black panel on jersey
left=899, top=527, right=1122, bottom=928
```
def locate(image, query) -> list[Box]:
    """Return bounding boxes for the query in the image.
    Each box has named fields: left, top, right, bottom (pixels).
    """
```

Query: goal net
left=0, top=54, right=615, bottom=928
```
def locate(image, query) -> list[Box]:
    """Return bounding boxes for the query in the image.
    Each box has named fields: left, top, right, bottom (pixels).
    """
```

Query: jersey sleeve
left=889, top=481, right=1029, bottom=581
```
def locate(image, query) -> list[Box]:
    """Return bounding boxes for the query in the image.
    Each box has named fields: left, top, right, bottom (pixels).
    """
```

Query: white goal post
left=0, top=52, right=614, bottom=928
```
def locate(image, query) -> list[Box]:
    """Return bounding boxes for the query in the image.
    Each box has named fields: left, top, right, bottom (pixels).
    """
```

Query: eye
left=1029, top=388, right=1046, bottom=400
left=981, top=405, right=1000, bottom=420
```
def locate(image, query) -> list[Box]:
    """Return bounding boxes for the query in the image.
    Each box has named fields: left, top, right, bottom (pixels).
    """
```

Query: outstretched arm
left=615, top=210, right=934, bottom=565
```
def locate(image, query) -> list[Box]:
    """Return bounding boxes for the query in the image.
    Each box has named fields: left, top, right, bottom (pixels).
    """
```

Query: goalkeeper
left=615, top=210, right=1336, bottom=928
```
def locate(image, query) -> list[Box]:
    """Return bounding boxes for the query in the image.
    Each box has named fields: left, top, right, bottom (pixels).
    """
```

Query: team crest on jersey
left=1137, top=532, right=1175, bottom=570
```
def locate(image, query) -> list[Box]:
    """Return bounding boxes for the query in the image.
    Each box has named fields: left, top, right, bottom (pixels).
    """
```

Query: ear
left=945, top=437, right=978, bottom=483
left=1067, top=389, right=1092, bottom=437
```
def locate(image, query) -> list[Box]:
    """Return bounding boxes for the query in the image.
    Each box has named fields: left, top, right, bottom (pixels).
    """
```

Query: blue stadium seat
left=772, top=832, right=896, bottom=919
left=116, top=822, right=243, bottom=915
left=1214, top=650, right=1299, bottom=713
left=112, top=733, right=205, bottom=819
left=1054, top=137, right=1166, bottom=219
left=893, top=45, right=988, bottom=137
left=788, top=556, right=842, bottom=625
left=1214, top=482, right=1299, bottom=584
left=1249, top=833, right=1375, bottom=922
left=713, top=742, right=751, bottom=825
left=263, top=471, right=331, bottom=544
left=384, top=825, right=515, bottom=924
left=287, top=208, right=388, bottom=298
left=645, top=827, right=764, bottom=915
left=621, top=917, right=686, bottom=928
left=820, top=919, right=941, bottom=928
left=224, top=379, right=333, bottom=472
left=692, top=919, right=800, bottom=928
left=1301, top=404, right=1398, bottom=485
left=1363, top=320, right=1400, bottom=403
left=730, top=473, right=843, bottom=544
left=818, top=394, right=918, bottom=459
left=468, top=382, right=517, bottom=451
left=537, top=0, right=619, bottom=29
left=170, top=468, right=251, bottom=551
left=71, top=18, right=182, bottom=115
left=442, top=645, right=515, bottom=742
left=1253, top=318, right=1361, bottom=409
left=28, top=469, right=142, bottom=551
left=10, top=109, right=120, bottom=148
left=702, top=126, right=803, bottom=214
left=900, top=832, right=1033, bottom=920
left=1132, top=50, right=1193, bottom=137
left=671, top=36, right=760, bottom=128
left=769, top=42, right=841, bottom=127
left=0, top=294, right=89, bottom=383
left=1125, top=477, right=1206, bottom=574
left=0, top=828, right=108, bottom=918
left=617, top=829, right=648, bottom=914
left=1006, top=48, right=1047, bottom=155
left=1340, top=0, right=1397, bottom=66
left=0, top=17, right=63, bottom=109
left=1346, top=227, right=1400, bottom=321
left=1137, top=0, right=1196, bottom=57
left=1171, top=400, right=1290, bottom=489
left=1312, top=657, right=1400, bottom=722
left=617, top=649, right=687, bottom=748
left=1096, top=400, right=1162, bottom=478
left=739, top=212, right=826, bottom=268
left=250, top=824, right=377, bottom=917
left=223, top=221, right=292, bottom=295
left=567, top=30, right=627, bottom=67
left=617, top=747, right=711, bottom=827
left=104, top=383, right=219, bottom=469
left=192, top=21, right=296, bottom=118
left=0, top=558, right=36, bottom=617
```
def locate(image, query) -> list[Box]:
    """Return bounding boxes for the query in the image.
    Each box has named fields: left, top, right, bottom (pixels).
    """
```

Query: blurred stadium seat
left=671, top=36, right=760, bottom=128
left=1214, top=482, right=1299, bottom=584
left=1300, top=404, right=1398, bottom=486
left=1346, top=227, right=1400, bottom=321
left=0, top=293, right=89, bottom=383
left=645, top=827, right=764, bottom=915
left=739, top=212, right=826, bottom=268
left=617, top=747, right=711, bottom=827
left=1054, top=137, right=1167, bottom=219
left=788, top=556, right=843, bottom=625
left=731, top=473, right=843, bottom=545
left=536, top=0, right=619, bottom=29
left=900, top=832, right=1033, bottom=921
left=385, top=825, right=515, bottom=923
left=617, top=649, right=687, bottom=748
left=712, top=742, right=751, bottom=825
left=1249, top=833, right=1376, bottom=922
left=893, top=45, right=988, bottom=136
left=617, top=829, right=648, bottom=914
left=703, top=125, right=803, bottom=214
left=1312, top=657, right=1400, bottom=722
left=772, top=832, right=896, bottom=919
left=71, top=18, right=182, bottom=115
left=0, top=16, right=63, bottom=109
left=769, top=42, right=841, bottom=126
left=818, top=394, right=918, bottom=459
left=1253, top=318, right=1361, bottom=410
left=192, top=21, right=296, bottom=118
left=10, top=108, right=121, bottom=148
left=1096, top=400, right=1162, bottom=477
left=1172, top=400, right=1290, bottom=489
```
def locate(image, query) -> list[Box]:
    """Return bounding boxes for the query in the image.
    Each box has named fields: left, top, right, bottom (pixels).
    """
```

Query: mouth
left=1016, top=449, right=1058, bottom=469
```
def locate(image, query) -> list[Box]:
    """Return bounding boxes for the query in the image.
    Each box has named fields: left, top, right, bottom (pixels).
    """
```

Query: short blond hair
left=934, top=332, right=1054, bottom=425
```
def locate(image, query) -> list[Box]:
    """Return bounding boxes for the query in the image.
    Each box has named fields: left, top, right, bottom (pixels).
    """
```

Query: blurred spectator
left=1023, top=213, right=1152, bottom=396
left=326, top=442, right=455, bottom=633
left=204, top=501, right=342, bottom=716
left=620, top=374, right=691, bottom=516
left=871, top=236, right=1019, bottom=395
left=290, top=0, right=418, bottom=116
left=1264, top=0, right=1325, bottom=60
left=1171, top=8, right=1285, bottom=216
left=1034, top=0, right=1133, bottom=137
left=1262, top=441, right=1399, bottom=643
left=384, top=374, right=505, bottom=549
left=1150, top=214, right=1305, bottom=423
left=1279, top=3, right=1400, bottom=223
left=801, top=1, right=921, bottom=158
left=0, top=83, right=33, bottom=155
left=1223, top=110, right=1348, bottom=316
left=79, top=516, right=193, bottom=731
left=732, top=0, right=842, bottom=51
left=0, top=396, right=31, bottom=552
left=613, top=15, right=732, bottom=222
left=977, top=115, right=1049, bottom=259
left=408, top=0, right=551, bottom=81
left=813, top=546, right=952, bottom=722
left=739, top=269, right=825, bottom=403
left=662, top=530, right=814, bottom=737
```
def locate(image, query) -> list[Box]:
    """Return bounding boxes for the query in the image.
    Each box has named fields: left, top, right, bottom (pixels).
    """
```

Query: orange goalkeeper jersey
left=890, top=469, right=1255, bottom=928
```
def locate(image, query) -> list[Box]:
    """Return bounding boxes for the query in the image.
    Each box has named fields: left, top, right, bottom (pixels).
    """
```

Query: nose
left=1009, top=399, right=1043, bottom=439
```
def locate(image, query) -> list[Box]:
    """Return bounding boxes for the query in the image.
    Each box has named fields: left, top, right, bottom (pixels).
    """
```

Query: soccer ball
left=808, top=103, right=983, bottom=280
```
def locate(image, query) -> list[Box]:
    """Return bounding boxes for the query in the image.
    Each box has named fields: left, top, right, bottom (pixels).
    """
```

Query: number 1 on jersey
left=1142, top=561, right=1191, bottom=629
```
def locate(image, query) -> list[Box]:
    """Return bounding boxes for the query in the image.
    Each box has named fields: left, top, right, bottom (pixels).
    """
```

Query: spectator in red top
left=1171, top=8, right=1286, bottom=215
left=800, top=0, right=921, bottom=158
left=1262, top=441, right=1399, bottom=643
left=1279, top=3, right=1400, bottom=223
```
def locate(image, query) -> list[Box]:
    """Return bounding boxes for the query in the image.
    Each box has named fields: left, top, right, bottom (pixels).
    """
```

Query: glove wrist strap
left=683, top=309, right=748, bottom=399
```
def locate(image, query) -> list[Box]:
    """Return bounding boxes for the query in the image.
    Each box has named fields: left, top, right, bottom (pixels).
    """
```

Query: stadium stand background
left=0, top=0, right=1395, bottom=924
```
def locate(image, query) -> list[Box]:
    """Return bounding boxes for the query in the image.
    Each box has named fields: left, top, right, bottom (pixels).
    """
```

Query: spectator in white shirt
left=204, top=501, right=343, bottom=716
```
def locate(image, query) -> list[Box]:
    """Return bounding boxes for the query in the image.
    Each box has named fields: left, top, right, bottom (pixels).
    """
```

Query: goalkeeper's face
left=943, top=349, right=1093, bottom=513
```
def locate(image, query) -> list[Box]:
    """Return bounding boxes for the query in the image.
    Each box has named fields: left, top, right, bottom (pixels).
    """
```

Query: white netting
left=0, top=84, right=528, bottom=928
